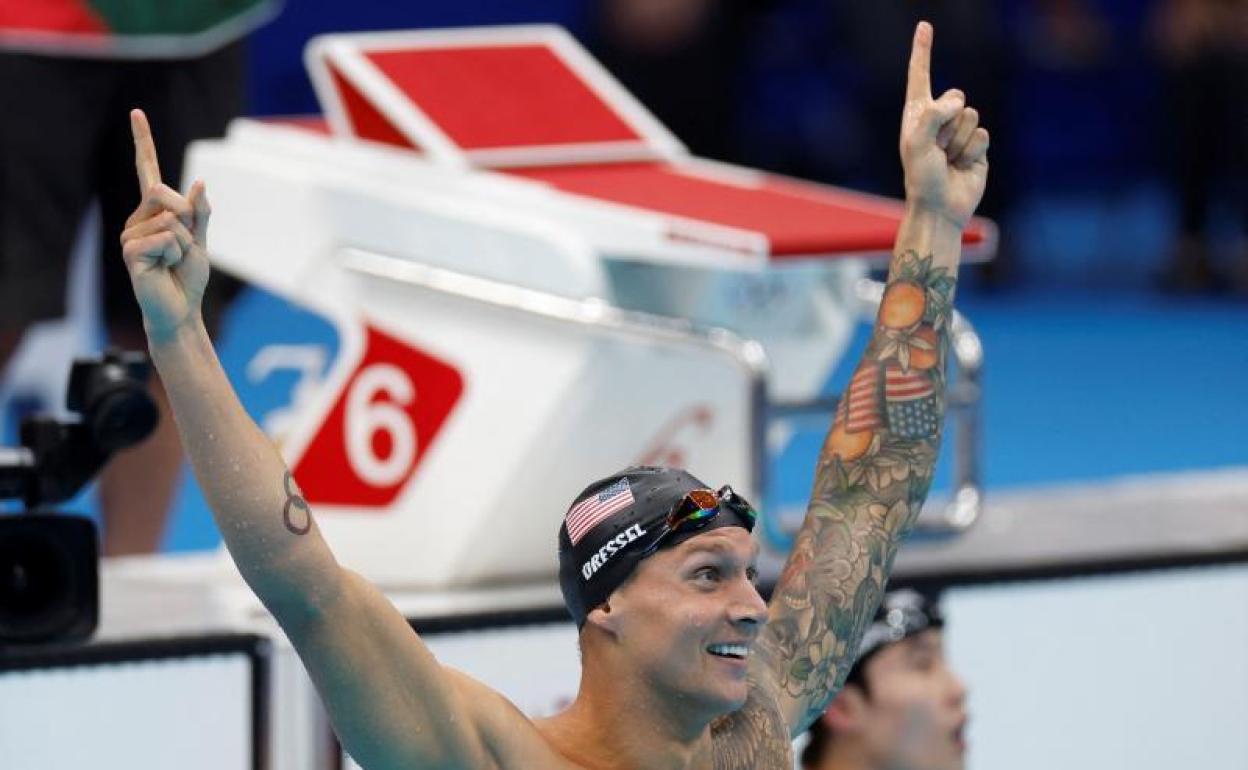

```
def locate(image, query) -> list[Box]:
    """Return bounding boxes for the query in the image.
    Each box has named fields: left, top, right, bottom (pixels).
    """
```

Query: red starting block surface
left=506, top=162, right=986, bottom=257
left=303, top=25, right=994, bottom=261
left=308, top=26, right=683, bottom=166
left=364, top=45, right=644, bottom=150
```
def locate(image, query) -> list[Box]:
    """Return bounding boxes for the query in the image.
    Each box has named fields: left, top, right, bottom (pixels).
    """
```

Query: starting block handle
left=762, top=278, right=984, bottom=547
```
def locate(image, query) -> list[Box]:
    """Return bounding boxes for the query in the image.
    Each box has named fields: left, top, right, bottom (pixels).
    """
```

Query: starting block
left=185, top=25, right=993, bottom=590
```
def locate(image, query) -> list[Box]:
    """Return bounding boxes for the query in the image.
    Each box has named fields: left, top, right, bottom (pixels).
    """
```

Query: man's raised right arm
left=121, top=109, right=497, bottom=770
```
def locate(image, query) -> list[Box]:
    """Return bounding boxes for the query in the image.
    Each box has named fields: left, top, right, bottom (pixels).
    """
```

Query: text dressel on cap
left=581, top=524, right=647, bottom=580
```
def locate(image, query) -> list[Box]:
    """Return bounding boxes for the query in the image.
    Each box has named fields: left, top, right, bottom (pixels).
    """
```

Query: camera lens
left=90, top=387, right=158, bottom=453
left=0, top=531, right=73, bottom=633
left=0, top=533, right=69, bottom=617
left=0, top=515, right=97, bottom=644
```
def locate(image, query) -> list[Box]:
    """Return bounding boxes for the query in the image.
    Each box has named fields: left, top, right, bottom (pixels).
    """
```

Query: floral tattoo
left=756, top=250, right=955, bottom=731
left=710, top=676, right=793, bottom=769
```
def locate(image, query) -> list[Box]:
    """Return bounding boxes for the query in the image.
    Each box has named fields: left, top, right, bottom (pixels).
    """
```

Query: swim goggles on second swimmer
left=641, top=485, right=758, bottom=556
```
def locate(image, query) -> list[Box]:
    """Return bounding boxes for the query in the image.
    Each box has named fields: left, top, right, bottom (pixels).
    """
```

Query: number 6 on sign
left=346, top=364, right=417, bottom=487
left=293, top=325, right=464, bottom=508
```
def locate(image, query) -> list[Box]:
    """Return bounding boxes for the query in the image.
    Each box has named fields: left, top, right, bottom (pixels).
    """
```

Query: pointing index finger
left=905, top=21, right=934, bottom=104
left=130, top=109, right=162, bottom=193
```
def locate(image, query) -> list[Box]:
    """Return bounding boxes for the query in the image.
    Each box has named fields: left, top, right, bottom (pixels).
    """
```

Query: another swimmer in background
left=801, top=590, right=968, bottom=770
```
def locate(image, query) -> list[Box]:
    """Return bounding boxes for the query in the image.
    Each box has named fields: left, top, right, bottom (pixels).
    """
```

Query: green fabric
left=87, top=0, right=272, bottom=36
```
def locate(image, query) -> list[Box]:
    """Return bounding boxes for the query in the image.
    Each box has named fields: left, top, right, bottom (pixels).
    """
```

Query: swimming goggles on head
left=641, top=485, right=757, bottom=556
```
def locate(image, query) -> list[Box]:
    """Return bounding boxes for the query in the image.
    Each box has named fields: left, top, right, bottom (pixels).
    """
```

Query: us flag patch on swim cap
left=566, top=478, right=634, bottom=545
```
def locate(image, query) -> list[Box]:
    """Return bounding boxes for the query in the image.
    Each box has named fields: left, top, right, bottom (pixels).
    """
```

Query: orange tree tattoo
left=757, top=249, right=956, bottom=732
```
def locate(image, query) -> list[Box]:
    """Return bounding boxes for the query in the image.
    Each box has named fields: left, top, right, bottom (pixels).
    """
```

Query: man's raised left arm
left=752, top=20, right=990, bottom=735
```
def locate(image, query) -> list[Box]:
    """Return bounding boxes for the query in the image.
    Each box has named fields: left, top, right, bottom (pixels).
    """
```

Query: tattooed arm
left=122, top=111, right=496, bottom=769
left=753, top=22, right=990, bottom=736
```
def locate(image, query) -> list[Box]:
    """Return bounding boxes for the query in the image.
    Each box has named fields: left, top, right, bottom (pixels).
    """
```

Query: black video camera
left=0, top=350, right=157, bottom=645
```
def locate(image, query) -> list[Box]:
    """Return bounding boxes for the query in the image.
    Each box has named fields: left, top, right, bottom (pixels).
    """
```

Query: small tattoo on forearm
left=282, top=471, right=311, bottom=535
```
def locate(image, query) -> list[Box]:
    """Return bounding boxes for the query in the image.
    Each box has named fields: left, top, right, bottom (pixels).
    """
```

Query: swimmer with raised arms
left=118, top=21, right=988, bottom=770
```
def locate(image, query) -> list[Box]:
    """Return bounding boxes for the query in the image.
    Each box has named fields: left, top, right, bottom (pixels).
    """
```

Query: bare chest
left=524, top=687, right=794, bottom=770
left=519, top=718, right=793, bottom=770
left=705, top=700, right=795, bottom=770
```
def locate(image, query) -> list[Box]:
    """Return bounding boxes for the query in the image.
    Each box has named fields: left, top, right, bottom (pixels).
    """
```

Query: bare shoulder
left=450, top=673, right=793, bottom=770
left=709, top=675, right=794, bottom=770
left=446, top=669, right=582, bottom=770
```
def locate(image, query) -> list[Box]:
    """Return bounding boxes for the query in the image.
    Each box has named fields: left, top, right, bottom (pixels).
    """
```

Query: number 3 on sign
left=345, top=364, right=417, bottom=487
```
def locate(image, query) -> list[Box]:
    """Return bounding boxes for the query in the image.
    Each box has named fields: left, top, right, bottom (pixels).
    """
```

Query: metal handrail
left=339, top=247, right=772, bottom=499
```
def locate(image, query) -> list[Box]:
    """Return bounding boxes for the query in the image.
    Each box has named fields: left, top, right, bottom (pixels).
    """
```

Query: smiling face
left=851, top=629, right=968, bottom=770
left=592, top=526, right=768, bottom=717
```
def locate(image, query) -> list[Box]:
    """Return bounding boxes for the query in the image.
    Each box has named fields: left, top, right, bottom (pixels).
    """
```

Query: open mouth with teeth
left=707, top=643, right=750, bottom=660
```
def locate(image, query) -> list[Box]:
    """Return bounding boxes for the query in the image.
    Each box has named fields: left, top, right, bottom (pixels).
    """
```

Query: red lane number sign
left=294, top=325, right=463, bottom=507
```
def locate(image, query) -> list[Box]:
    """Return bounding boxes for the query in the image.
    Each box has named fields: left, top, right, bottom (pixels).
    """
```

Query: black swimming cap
left=853, top=588, right=944, bottom=668
left=557, top=466, right=755, bottom=627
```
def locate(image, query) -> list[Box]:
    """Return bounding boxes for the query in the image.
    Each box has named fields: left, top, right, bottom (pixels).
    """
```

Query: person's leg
left=0, top=330, right=23, bottom=444
left=1214, top=44, right=1248, bottom=293
left=1160, top=52, right=1220, bottom=291
left=0, top=332, right=21, bottom=374
left=95, top=325, right=184, bottom=556
left=94, top=43, right=247, bottom=555
left=0, top=54, right=108, bottom=372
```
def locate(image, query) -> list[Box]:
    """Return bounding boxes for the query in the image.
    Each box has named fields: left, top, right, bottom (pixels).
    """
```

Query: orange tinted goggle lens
left=665, top=487, right=756, bottom=532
